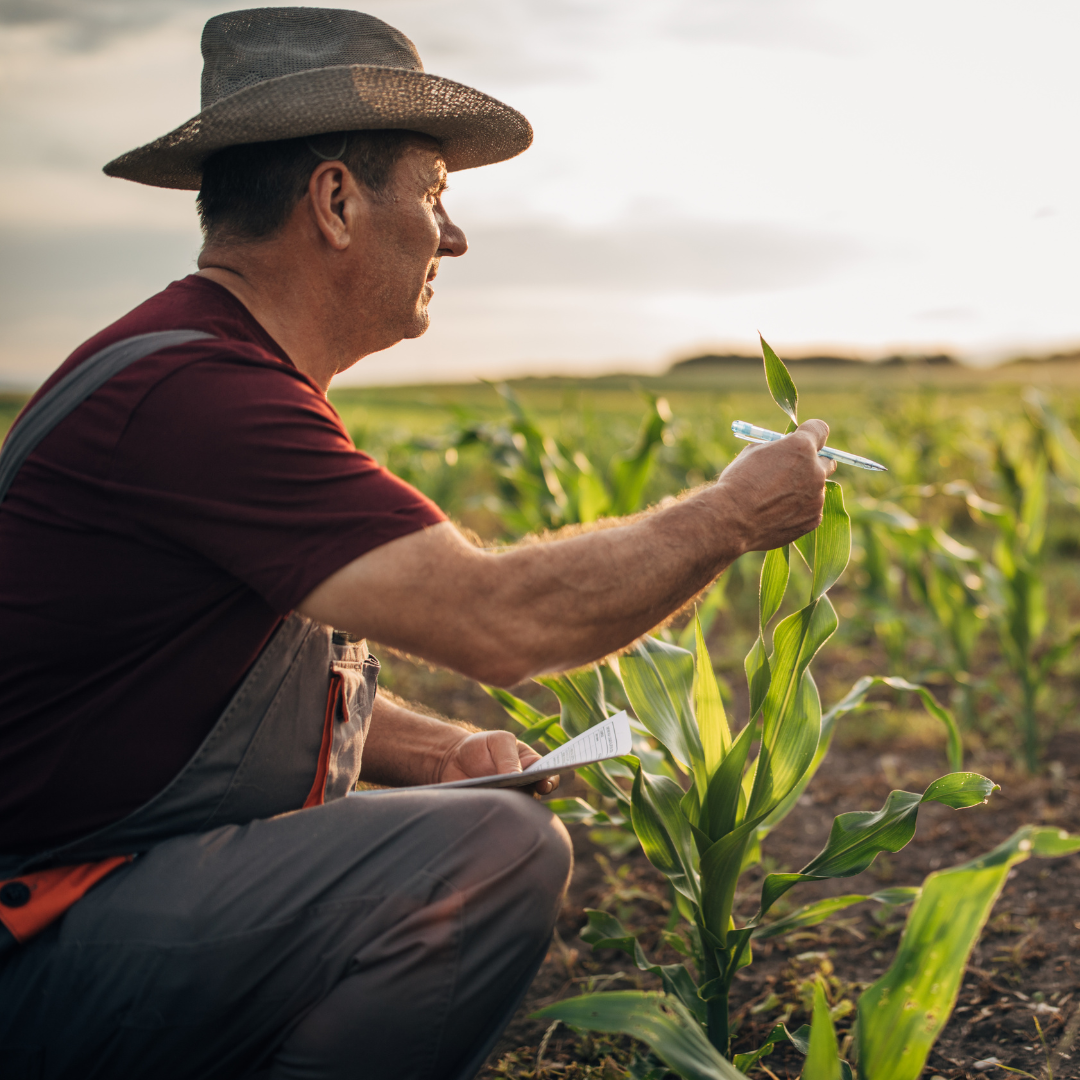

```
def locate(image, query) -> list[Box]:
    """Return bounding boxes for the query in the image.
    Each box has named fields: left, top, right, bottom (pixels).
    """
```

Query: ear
left=307, top=161, right=366, bottom=251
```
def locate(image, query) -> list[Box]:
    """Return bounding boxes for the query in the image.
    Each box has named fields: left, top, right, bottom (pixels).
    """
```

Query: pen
left=731, top=421, right=888, bottom=472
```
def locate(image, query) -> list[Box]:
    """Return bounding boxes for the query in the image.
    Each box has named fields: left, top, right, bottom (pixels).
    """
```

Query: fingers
left=528, top=773, right=560, bottom=797
left=793, top=418, right=830, bottom=451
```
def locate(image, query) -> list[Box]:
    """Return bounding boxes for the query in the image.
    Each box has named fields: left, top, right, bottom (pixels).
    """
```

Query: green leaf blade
left=760, top=335, right=798, bottom=426
left=809, top=481, right=852, bottom=600
left=621, top=637, right=703, bottom=772
left=920, top=771, right=999, bottom=808
left=534, top=992, right=749, bottom=1080
left=536, top=667, right=609, bottom=737
left=631, top=766, right=699, bottom=904
left=804, top=979, right=843, bottom=1080
left=694, top=617, right=731, bottom=772
left=856, top=827, right=1080, bottom=1080
left=759, top=545, right=791, bottom=628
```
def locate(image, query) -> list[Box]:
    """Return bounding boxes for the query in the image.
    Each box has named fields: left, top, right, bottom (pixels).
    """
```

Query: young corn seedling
left=851, top=498, right=989, bottom=730
left=491, top=340, right=984, bottom=1073
left=939, top=395, right=1080, bottom=770
left=452, top=384, right=673, bottom=536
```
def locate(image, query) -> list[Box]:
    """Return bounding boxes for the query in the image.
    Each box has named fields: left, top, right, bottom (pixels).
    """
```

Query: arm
left=301, top=421, right=835, bottom=686
left=361, top=690, right=557, bottom=794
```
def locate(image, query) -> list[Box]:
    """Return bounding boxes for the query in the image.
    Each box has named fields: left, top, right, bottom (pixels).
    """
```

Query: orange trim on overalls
left=302, top=670, right=345, bottom=809
left=0, top=856, right=132, bottom=943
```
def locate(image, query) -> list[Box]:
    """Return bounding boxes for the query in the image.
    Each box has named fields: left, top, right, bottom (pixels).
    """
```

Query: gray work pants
left=0, top=789, right=573, bottom=1080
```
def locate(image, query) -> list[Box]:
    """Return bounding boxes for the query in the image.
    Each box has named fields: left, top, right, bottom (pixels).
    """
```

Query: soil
left=471, top=734, right=1080, bottom=1080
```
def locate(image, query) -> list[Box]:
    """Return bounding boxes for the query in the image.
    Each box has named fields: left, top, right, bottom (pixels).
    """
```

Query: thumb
left=795, top=418, right=830, bottom=451
left=486, top=730, right=524, bottom=774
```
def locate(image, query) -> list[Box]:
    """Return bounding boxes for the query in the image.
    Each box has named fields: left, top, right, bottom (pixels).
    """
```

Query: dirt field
left=375, top=646, right=1080, bottom=1080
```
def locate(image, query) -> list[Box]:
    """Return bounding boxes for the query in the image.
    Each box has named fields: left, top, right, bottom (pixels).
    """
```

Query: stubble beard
left=402, top=286, right=433, bottom=340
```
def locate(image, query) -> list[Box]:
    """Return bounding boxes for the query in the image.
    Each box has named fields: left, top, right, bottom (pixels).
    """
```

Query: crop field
left=332, top=357, right=1080, bottom=1080
left=6, top=356, right=1080, bottom=1078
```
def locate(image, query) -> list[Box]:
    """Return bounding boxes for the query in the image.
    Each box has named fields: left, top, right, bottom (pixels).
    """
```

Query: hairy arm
left=301, top=421, right=834, bottom=686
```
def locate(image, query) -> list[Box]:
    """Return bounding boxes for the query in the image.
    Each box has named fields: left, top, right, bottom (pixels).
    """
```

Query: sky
left=1, top=0, right=1078, bottom=387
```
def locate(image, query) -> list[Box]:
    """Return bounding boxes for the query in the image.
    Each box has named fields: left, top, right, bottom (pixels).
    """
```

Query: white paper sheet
left=352, top=710, right=633, bottom=793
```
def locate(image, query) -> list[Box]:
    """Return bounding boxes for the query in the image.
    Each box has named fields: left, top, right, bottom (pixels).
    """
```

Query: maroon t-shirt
left=0, top=276, right=445, bottom=852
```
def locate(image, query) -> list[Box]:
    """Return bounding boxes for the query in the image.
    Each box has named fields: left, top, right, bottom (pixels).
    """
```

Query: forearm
left=317, top=484, right=744, bottom=687
left=463, top=488, right=743, bottom=682
left=358, top=690, right=470, bottom=787
left=301, top=424, right=832, bottom=685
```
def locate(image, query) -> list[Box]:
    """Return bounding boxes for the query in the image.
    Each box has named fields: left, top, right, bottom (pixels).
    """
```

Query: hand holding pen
left=731, top=421, right=887, bottom=472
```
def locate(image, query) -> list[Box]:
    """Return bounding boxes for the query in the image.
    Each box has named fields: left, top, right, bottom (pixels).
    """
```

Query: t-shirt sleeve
left=110, top=346, right=446, bottom=614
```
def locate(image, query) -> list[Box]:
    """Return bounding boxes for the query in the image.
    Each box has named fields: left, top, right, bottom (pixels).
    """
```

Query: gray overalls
left=0, top=332, right=572, bottom=1080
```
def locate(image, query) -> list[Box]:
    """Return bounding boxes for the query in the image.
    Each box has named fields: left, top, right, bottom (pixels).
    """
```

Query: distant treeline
left=669, top=349, right=1080, bottom=373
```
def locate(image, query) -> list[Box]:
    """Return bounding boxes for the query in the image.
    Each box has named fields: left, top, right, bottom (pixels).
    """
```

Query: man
left=0, top=8, right=834, bottom=1080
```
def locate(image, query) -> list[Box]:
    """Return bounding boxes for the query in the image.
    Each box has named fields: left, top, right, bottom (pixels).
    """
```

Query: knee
left=483, top=793, right=573, bottom=908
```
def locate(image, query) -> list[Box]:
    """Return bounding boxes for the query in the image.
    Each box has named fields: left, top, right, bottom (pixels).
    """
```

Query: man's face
left=350, top=142, right=467, bottom=352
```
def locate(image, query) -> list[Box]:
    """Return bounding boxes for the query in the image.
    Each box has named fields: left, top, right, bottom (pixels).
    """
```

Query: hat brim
left=103, top=65, right=533, bottom=189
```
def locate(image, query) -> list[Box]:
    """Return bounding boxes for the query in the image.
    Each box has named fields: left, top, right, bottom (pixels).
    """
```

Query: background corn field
left=5, top=357, right=1080, bottom=1078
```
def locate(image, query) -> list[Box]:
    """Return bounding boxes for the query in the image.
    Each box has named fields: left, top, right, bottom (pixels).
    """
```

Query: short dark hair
left=197, top=129, right=433, bottom=243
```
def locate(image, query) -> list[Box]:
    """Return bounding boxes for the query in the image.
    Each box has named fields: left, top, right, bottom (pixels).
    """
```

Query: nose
left=436, top=205, right=468, bottom=258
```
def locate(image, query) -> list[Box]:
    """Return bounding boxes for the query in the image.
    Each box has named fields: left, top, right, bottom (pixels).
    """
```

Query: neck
left=197, top=245, right=347, bottom=394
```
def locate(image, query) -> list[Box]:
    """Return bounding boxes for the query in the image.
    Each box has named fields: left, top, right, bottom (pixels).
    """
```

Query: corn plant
left=851, top=498, right=989, bottom=729
left=543, top=824, right=1080, bottom=1080
left=929, top=393, right=1080, bottom=769
left=490, top=341, right=983, bottom=1073
left=452, top=384, right=673, bottom=535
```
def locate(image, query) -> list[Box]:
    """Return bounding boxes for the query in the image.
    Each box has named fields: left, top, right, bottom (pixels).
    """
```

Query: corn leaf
left=753, top=667, right=823, bottom=823
left=744, top=636, right=771, bottom=722
left=760, top=334, right=798, bottom=426
left=694, top=618, right=731, bottom=771
left=753, top=888, right=920, bottom=941
left=754, top=774, right=998, bottom=919
left=537, top=666, right=609, bottom=737
left=700, top=719, right=755, bottom=842
left=804, top=979, right=843, bottom=1080
left=698, top=821, right=757, bottom=948
left=805, top=481, right=852, bottom=600
left=580, top=910, right=706, bottom=1023
left=876, top=677, right=963, bottom=770
left=732, top=1022, right=810, bottom=1073
left=577, top=760, right=633, bottom=808
left=755, top=673, right=874, bottom=839
left=857, top=826, right=1080, bottom=1080
left=546, top=797, right=618, bottom=826
left=610, top=394, right=671, bottom=517
left=631, top=766, right=700, bottom=904
left=759, top=675, right=964, bottom=809
left=483, top=685, right=548, bottom=728
left=759, top=545, right=791, bottom=628
left=747, top=597, right=837, bottom=822
left=621, top=637, right=704, bottom=773
left=534, top=992, right=749, bottom=1080
left=759, top=599, right=836, bottom=749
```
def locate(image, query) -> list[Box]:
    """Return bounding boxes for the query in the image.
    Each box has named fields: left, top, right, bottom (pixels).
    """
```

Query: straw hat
left=103, top=7, right=533, bottom=189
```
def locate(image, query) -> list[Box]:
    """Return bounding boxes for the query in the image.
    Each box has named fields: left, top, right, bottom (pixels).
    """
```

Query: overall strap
left=0, top=329, right=215, bottom=504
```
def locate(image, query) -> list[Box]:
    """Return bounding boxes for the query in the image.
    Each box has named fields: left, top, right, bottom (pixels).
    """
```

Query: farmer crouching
left=0, top=9, right=834, bottom=1079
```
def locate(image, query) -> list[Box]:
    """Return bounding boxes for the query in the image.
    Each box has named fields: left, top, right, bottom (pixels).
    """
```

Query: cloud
left=440, top=216, right=863, bottom=293
left=663, top=0, right=859, bottom=54
left=0, top=0, right=213, bottom=50
left=0, top=214, right=861, bottom=385
left=0, top=0, right=610, bottom=83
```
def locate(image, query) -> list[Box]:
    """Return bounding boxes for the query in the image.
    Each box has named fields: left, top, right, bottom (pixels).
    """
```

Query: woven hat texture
left=104, top=7, right=532, bottom=190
